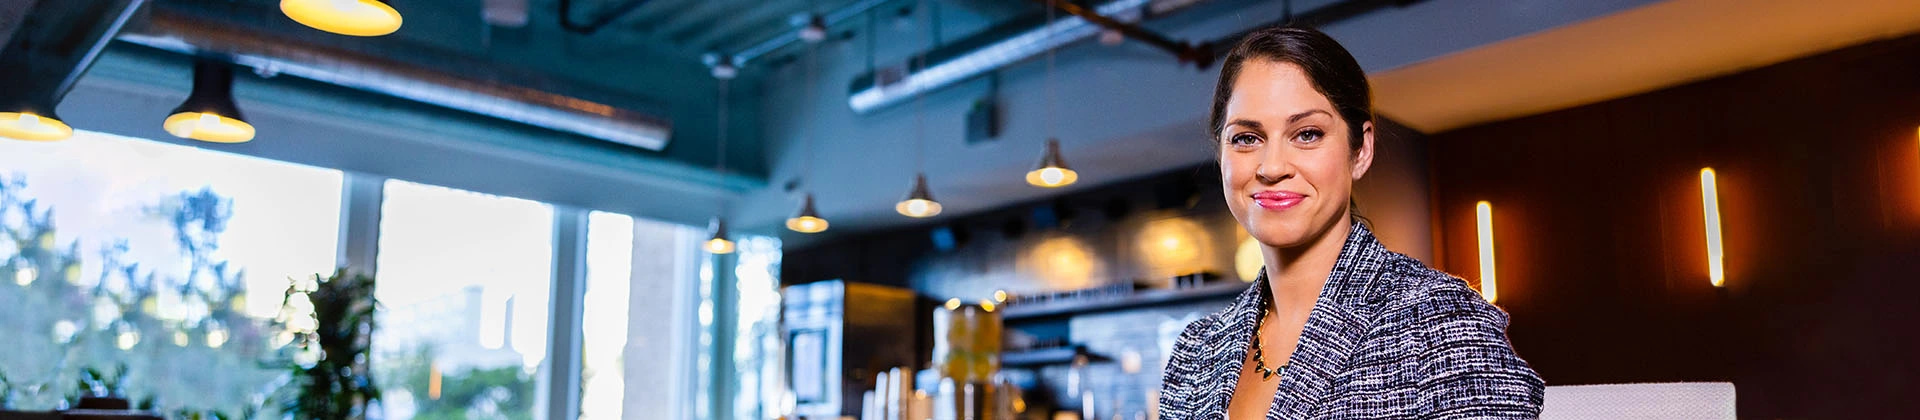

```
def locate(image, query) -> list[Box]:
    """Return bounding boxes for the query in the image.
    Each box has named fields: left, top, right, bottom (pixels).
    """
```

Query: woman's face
left=1218, top=59, right=1374, bottom=250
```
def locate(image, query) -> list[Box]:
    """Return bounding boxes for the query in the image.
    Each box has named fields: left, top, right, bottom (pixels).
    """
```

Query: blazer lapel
left=1195, top=281, right=1265, bottom=420
left=1268, top=224, right=1390, bottom=419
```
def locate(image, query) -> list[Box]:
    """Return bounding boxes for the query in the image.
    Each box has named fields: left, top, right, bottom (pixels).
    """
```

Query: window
left=578, top=212, right=705, bottom=420
left=372, top=180, right=554, bottom=420
left=728, top=237, right=786, bottom=420
left=0, top=130, right=342, bottom=415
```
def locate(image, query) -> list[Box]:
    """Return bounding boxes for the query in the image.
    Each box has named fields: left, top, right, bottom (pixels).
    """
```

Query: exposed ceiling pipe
left=117, top=9, right=673, bottom=151
left=847, top=0, right=1158, bottom=114
left=730, top=0, right=895, bottom=66
left=0, top=0, right=148, bottom=112
left=559, top=0, right=652, bottom=35
left=1029, top=0, right=1211, bottom=68
left=847, top=0, right=1423, bottom=114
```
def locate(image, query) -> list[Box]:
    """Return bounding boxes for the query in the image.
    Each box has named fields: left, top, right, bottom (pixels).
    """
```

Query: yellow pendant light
left=1026, top=5, right=1077, bottom=188
left=164, top=59, right=255, bottom=143
left=0, top=110, right=72, bottom=141
left=1, top=84, right=72, bottom=141
left=704, top=217, right=736, bottom=254
left=786, top=193, right=829, bottom=233
left=1025, top=138, right=1078, bottom=187
left=281, top=0, right=403, bottom=37
left=896, top=173, right=943, bottom=218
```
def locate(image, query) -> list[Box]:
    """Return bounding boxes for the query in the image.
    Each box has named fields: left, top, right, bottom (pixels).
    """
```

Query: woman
left=1157, top=26, right=1544, bottom=419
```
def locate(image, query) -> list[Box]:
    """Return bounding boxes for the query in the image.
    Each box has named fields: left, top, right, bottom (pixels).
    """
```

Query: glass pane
left=373, top=180, right=553, bottom=420
left=580, top=212, right=703, bottom=420
left=579, top=211, right=633, bottom=420
left=730, top=236, right=784, bottom=420
left=0, top=130, right=342, bottom=415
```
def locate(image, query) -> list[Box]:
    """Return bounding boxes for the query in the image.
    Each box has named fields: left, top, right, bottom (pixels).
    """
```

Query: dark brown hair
left=1207, top=26, right=1372, bottom=150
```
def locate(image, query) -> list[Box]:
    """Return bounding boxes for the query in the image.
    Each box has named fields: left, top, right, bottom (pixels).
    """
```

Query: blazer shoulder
left=1373, top=252, right=1506, bottom=325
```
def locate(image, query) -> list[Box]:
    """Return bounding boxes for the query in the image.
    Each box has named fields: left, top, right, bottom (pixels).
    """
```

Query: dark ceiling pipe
left=0, top=0, right=148, bottom=112
left=558, top=0, right=653, bottom=35
left=730, top=0, right=895, bottom=66
left=119, top=8, right=674, bottom=151
left=1029, top=0, right=1212, bottom=69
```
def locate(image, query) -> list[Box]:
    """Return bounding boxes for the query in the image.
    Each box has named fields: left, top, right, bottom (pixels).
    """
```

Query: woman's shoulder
left=1369, top=252, right=1509, bottom=330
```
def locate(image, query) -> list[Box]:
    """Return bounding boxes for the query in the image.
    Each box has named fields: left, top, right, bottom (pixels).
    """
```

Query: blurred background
left=1, top=0, right=1917, bottom=419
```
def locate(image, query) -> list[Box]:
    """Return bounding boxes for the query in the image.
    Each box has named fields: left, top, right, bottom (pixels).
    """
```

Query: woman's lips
left=1252, top=191, right=1306, bottom=211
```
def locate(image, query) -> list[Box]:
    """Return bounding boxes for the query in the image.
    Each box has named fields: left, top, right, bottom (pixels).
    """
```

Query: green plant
left=276, top=269, right=380, bottom=420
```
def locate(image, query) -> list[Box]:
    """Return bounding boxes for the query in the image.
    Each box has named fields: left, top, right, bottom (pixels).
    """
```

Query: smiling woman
left=1158, top=26, right=1544, bottom=420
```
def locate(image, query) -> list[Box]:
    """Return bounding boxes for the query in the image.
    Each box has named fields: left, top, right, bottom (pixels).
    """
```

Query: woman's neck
left=1261, top=218, right=1352, bottom=311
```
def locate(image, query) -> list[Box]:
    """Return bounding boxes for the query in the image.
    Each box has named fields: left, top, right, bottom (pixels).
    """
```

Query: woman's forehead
left=1225, top=60, right=1337, bottom=122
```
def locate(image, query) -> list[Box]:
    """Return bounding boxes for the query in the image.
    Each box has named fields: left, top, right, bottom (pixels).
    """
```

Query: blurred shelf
left=1001, top=345, right=1107, bottom=368
left=1000, top=281, right=1247, bottom=323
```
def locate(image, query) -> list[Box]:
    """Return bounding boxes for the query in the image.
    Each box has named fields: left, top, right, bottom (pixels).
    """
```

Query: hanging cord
left=1045, top=1, right=1057, bottom=141
left=804, top=43, right=818, bottom=194
left=716, top=77, right=730, bottom=212
left=1284, top=0, right=1294, bottom=24
left=913, top=0, right=931, bottom=175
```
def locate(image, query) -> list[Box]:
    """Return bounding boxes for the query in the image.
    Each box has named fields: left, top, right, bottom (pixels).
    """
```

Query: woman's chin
left=1248, top=225, right=1315, bottom=250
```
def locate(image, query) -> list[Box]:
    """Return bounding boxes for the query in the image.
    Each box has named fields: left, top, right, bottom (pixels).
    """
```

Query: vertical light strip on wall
left=1701, top=168, right=1725, bottom=287
left=1475, top=201, right=1498, bottom=303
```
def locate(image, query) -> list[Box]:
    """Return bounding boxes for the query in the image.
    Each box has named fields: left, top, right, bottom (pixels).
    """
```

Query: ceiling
left=1372, top=0, right=1920, bottom=133
left=19, top=0, right=1920, bottom=239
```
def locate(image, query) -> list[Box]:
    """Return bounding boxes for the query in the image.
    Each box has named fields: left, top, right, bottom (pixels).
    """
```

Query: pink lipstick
left=1252, top=190, right=1306, bottom=211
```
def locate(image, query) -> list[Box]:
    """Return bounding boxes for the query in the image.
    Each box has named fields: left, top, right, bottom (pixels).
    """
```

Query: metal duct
left=118, top=9, right=672, bottom=151
left=847, top=0, right=1156, bottom=114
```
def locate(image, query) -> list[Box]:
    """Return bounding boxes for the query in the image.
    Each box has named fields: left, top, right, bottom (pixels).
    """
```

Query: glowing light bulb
left=705, top=237, right=736, bottom=254
left=116, top=329, right=140, bottom=350
left=1476, top=201, right=1498, bottom=303
left=1701, top=168, right=1725, bottom=287
left=944, top=298, right=961, bottom=311
left=14, top=266, right=33, bottom=286
left=206, top=326, right=229, bottom=348
left=0, top=112, right=73, bottom=141
left=993, top=290, right=1008, bottom=303
left=281, top=0, right=403, bottom=37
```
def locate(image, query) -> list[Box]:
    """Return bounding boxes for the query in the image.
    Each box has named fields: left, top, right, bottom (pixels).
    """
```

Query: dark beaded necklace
left=1251, top=294, right=1288, bottom=381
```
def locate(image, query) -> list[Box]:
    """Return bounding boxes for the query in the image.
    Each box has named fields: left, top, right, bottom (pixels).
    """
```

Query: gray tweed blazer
left=1158, top=223, right=1544, bottom=419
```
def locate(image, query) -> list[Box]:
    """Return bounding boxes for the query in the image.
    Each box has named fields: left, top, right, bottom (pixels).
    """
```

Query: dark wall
left=1429, top=34, right=1920, bottom=417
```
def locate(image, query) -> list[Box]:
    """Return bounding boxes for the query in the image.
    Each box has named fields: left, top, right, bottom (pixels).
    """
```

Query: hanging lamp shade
left=895, top=173, right=943, bottom=218
left=0, top=94, right=72, bottom=141
left=785, top=193, right=829, bottom=233
left=704, top=217, right=736, bottom=254
left=1025, top=138, right=1078, bottom=188
left=281, top=0, right=403, bottom=37
left=165, top=60, right=255, bottom=143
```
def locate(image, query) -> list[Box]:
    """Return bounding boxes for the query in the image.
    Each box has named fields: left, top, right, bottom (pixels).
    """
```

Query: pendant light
left=2, top=33, right=73, bottom=141
left=705, top=216, right=736, bottom=254
left=0, top=102, right=72, bottom=142
left=786, top=23, right=830, bottom=234
left=786, top=193, right=829, bottom=233
left=281, top=0, right=403, bottom=37
left=704, top=72, right=737, bottom=254
left=164, top=59, right=255, bottom=143
left=1026, top=3, right=1078, bottom=188
left=897, top=1, right=943, bottom=218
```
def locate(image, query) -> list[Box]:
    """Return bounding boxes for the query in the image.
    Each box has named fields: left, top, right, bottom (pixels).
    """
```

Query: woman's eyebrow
left=1288, top=109, right=1333, bottom=124
left=1227, top=119, right=1264, bottom=131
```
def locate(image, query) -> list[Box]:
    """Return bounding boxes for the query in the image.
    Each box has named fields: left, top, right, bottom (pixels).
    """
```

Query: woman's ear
left=1351, top=121, right=1376, bottom=180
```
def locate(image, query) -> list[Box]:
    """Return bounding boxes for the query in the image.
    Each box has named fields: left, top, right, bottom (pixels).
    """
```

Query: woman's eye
left=1229, top=133, right=1261, bottom=145
left=1294, top=129, right=1324, bottom=144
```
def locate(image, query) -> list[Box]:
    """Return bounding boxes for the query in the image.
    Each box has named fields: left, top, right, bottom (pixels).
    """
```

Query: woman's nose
left=1255, top=147, right=1294, bottom=183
